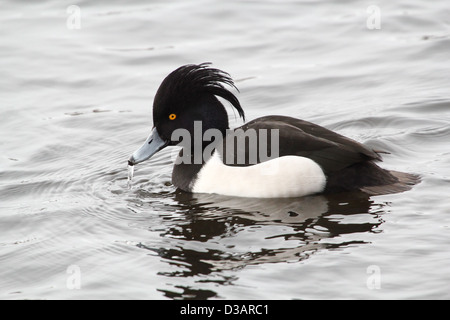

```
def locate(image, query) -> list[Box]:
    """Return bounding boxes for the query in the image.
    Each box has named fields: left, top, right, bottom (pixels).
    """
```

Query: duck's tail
left=360, top=170, right=421, bottom=196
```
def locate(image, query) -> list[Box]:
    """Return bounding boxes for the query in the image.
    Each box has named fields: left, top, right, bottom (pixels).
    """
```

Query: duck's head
left=128, top=63, right=245, bottom=166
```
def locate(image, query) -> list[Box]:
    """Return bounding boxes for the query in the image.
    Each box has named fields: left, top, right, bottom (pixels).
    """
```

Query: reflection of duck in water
left=173, top=190, right=330, bottom=225
left=142, top=190, right=383, bottom=299
left=172, top=189, right=379, bottom=233
left=129, top=63, right=419, bottom=198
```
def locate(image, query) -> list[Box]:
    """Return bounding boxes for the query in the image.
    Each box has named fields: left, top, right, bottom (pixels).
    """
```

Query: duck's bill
left=128, top=128, right=169, bottom=166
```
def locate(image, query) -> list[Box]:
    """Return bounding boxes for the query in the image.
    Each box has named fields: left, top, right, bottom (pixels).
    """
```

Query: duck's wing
left=219, top=115, right=382, bottom=174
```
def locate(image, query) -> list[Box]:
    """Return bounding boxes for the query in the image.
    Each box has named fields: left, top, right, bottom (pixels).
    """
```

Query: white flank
left=192, top=152, right=327, bottom=198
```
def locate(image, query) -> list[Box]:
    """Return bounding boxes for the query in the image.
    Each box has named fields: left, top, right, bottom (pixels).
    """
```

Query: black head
left=152, top=63, right=245, bottom=143
left=128, top=63, right=245, bottom=166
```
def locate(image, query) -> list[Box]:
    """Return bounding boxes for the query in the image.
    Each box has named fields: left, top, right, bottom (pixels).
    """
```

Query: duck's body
left=191, top=152, right=327, bottom=198
left=129, top=63, right=419, bottom=198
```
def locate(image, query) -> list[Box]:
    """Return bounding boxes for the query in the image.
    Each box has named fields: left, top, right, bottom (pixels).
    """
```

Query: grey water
left=1, top=0, right=449, bottom=299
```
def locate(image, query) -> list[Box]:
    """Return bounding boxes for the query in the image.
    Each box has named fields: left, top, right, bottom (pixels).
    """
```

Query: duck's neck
left=172, top=163, right=203, bottom=192
left=171, top=95, right=231, bottom=191
left=171, top=150, right=208, bottom=192
left=171, top=127, right=226, bottom=192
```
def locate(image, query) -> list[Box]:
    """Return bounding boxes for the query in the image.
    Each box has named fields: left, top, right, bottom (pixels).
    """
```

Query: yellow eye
left=169, top=113, right=176, bottom=120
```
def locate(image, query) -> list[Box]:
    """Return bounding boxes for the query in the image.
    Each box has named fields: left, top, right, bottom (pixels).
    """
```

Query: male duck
left=128, top=63, right=418, bottom=198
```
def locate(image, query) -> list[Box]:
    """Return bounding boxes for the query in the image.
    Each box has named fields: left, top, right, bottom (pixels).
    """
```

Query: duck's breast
left=191, top=152, right=327, bottom=198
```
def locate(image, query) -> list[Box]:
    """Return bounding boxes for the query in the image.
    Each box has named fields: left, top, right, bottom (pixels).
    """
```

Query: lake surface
left=1, top=0, right=449, bottom=299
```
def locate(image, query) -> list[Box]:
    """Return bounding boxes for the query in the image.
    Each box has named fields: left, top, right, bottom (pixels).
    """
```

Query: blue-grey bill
left=128, top=128, right=168, bottom=166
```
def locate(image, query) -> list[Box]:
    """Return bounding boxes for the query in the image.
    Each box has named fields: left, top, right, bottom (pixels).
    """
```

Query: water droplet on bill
left=127, top=164, right=134, bottom=189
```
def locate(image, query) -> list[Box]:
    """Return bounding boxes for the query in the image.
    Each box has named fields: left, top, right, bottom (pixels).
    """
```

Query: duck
left=128, top=63, right=419, bottom=198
